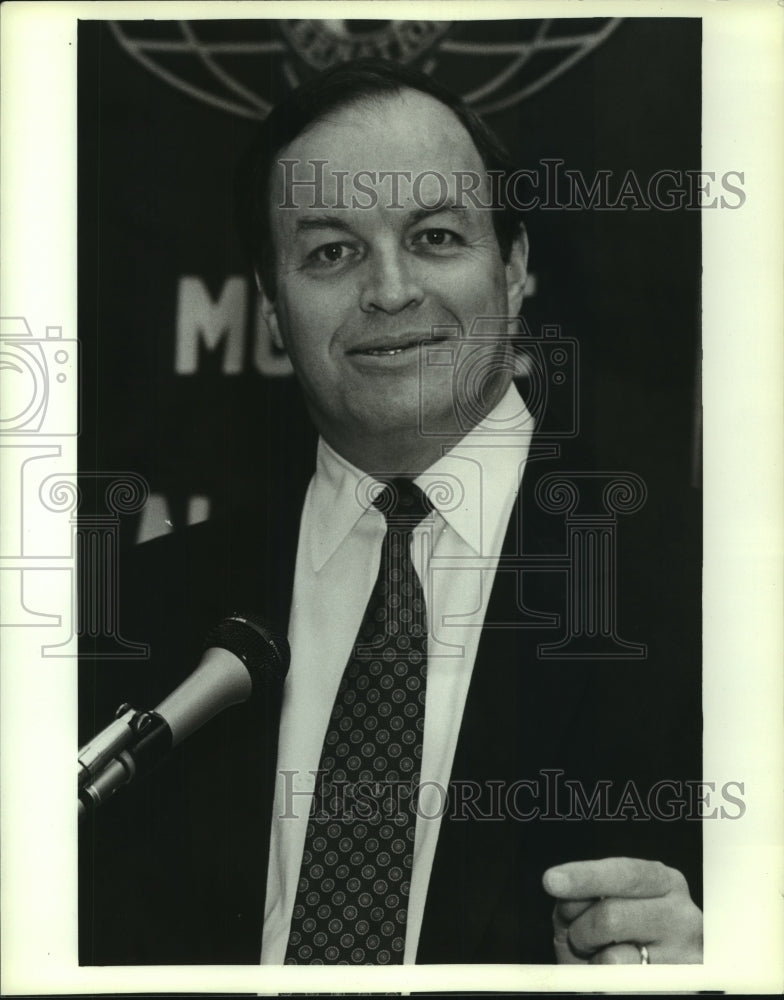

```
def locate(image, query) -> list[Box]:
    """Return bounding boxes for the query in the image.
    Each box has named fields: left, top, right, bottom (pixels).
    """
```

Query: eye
left=308, top=242, right=358, bottom=266
left=412, top=229, right=463, bottom=249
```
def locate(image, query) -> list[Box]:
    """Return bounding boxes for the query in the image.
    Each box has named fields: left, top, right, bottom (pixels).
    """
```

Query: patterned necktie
left=285, top=477, right=433, bottom=965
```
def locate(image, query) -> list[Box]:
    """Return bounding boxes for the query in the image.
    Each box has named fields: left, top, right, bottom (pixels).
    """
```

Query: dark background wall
left=78, top=17, right=702, bottom=546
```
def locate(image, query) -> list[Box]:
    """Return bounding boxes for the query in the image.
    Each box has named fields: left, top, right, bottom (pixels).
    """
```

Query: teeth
left=361, top=339, right=425, bottom=356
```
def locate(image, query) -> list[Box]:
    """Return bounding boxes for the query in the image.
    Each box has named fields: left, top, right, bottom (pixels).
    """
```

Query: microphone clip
left=78, top=703, right=172, bottom=819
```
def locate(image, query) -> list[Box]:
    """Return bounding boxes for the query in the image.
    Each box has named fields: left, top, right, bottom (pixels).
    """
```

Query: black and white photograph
left=1, top=2, right=782, bottom=995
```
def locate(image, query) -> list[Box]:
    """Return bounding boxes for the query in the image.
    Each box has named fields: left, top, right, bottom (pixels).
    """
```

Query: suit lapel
left=417, top=446, right=591, bottom=962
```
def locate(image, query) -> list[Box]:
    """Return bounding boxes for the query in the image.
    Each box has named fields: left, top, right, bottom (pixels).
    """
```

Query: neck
left=313, top=378, right=514, bottom=476
left=321, top=426, right=466, bottom=477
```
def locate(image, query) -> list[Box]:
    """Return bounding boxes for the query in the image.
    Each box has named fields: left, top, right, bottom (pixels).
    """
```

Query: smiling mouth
left=361, top=344, right=417, bottom=356
left=351, top=335, right=448, bottom=357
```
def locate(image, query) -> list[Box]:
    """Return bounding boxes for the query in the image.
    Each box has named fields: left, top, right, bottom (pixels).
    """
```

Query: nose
left=359, top=246, right=424, bottom=315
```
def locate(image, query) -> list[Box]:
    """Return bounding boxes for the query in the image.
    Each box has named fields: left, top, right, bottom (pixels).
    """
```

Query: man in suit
left=79, top=59, right=703, bottom=967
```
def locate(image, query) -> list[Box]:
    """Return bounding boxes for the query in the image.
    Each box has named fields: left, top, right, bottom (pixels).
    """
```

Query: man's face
left=261, top=89, right=527, bottom=472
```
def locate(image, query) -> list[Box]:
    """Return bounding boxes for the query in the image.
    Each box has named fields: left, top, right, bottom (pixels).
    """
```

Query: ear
left=256, top=268, right=285, bottom=352
left=505, top=223, right=529, bottom=317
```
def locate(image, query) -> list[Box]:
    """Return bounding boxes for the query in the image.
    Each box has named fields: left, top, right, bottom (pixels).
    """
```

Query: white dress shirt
left=261, top=383, right=534, bottom=964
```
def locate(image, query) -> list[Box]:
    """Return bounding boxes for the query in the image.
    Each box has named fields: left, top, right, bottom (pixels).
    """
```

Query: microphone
left=78, top=612, right=290, bottom=818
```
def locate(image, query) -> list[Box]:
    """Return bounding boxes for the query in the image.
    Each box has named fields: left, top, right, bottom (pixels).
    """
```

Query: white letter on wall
left=175, top=276, right=246, bottom=374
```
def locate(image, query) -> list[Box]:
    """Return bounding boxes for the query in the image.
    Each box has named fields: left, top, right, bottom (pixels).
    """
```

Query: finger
left=543, top=857, right=683, bottom=900
left=590, top=943, right=649, bottom=965
left=552, top=912, right=589, bottom=966
left=552, top=935, right=588, bottom=964
left=552, top=903, right=597, bottom=963
left=566, top=896, right=666, bottom=956
left=555, top=898, right=595, bottom=925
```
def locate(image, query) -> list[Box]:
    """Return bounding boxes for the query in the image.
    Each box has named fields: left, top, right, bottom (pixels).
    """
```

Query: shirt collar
left=413, top=382, right=534, bottom=555
left=307, top=382, right=534, bottom=570
left=307, top=437, right=377, bottom=572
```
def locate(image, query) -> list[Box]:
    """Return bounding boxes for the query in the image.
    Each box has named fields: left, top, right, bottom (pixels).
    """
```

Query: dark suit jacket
left=79, top=438, right=701, bottom=965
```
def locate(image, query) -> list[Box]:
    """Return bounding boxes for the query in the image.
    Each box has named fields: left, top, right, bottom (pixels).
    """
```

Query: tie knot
left=372, top=477, right=434, bottom=527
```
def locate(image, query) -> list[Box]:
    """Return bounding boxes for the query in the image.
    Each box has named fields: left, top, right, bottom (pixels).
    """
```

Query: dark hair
left=235, top=58, right=524, bottom=299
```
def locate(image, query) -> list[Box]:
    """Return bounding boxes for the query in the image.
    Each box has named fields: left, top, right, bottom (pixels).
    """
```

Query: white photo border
left=1, top=0, right=782, bottom=994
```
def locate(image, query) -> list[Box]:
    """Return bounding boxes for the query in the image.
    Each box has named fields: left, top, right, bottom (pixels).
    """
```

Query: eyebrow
left=294, top=215, right=355, bottom=235
left=294, top=203, right=468, bottom=235
left=408, top=204, right=468, bottom=226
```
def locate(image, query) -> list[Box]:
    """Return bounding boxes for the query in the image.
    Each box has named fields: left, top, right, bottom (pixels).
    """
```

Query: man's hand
left=542, top=857, right=703, bottom=964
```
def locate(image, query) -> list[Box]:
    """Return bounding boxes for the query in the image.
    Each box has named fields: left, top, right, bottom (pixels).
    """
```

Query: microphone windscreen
left=205, top=611, right=290, bottom=697
left=155, top=612, right=290, bottom=746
